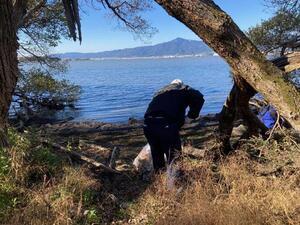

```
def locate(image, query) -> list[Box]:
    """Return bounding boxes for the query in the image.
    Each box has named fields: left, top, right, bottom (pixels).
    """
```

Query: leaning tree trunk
left=218, top=74, right=269, bottom=153
left=231, top=74, right=267, bottom=136
left=155, top=0, right=300, bottom=131
left=0, top=0, right=20, bottom=147
left=219, top=52, right=300, bottom=152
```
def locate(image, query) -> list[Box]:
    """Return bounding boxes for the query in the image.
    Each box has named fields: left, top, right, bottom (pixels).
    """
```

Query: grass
left=128, top=130, right=300, bottom=225
left=10, top=167, right=101, bottom=225
left=0, top=127, right=299, bottom=224
left=0, top=129, right=102, bottom=225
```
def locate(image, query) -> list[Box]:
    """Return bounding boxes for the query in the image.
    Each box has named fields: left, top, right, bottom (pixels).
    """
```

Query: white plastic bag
left=133, top=144, right=153, bottom=174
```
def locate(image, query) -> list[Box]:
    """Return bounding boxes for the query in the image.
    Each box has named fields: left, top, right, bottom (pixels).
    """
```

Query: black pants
left=143, top=117, right=182, bottom=171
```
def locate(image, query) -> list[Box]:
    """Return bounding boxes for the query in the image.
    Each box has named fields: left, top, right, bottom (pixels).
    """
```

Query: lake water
left=59, top=56, right=232, bottom=122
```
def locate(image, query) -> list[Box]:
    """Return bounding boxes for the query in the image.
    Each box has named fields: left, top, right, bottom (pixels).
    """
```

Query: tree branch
left=19, top=0, right=47, bottom=28
left=42, top=140, right=122, bottom=174
left=13, top=0, right=28, bottom=28
left=155, top=0, right=300, bottom=131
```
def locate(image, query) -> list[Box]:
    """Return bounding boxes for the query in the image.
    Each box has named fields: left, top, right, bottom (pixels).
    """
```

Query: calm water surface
left=59, top=56, right=232, bottom=122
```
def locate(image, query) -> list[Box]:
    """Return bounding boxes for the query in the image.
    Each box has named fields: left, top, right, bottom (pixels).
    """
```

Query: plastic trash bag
left=166, top=159, right=184, bottom=193
left=166, top=160, right=179, bottom=190
left=133, top=144, right=153, bottom=174
left=258, top=105, right=277, bottom=129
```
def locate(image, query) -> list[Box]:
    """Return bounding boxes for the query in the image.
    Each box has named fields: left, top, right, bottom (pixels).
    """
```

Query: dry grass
left=0, top=129, right=102, bottom=225
left=129, top=130, right=300, bottom=225
left=1, top=128, right=299, bottom=225
left=7, top=167, right=100, bottom=225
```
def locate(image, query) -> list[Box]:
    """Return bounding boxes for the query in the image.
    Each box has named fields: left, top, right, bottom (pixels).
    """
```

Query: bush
left=13, top=68, right=81, bottom=118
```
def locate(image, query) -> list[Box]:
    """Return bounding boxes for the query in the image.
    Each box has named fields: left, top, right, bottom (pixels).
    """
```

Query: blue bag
left=258, top=105, right=277, bottom=129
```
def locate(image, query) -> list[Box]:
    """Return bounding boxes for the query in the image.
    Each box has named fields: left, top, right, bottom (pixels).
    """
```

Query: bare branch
left=97, top=0, right=156, bottom=38
left=20, top=28, right=49, bottom=54
left=19, top=45, right=63, bottom=74
left=62, top=0, right=155, bottom=42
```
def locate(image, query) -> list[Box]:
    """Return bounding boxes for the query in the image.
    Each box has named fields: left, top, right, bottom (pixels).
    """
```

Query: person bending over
left=143, top=79, right=205, bottom=172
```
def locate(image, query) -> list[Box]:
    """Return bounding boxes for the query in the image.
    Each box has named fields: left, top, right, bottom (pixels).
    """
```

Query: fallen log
left=78, top=141, right=111, bottom=152
left=183, top=146, right=206, bottom=159
left=271, top=52, right=300, bottom=73
left=42, top=140, right=121, bottom=174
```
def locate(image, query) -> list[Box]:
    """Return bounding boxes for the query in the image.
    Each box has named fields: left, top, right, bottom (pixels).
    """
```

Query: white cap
left=171, top=79, right=183, bottom=85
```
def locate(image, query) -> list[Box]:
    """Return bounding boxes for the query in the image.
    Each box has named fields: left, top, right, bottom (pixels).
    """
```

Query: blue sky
left=54, top=0, right=273, bottom=53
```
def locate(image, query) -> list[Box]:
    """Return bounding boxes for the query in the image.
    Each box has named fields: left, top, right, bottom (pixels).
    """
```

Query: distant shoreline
left=61, top=53, right=219, bottom=61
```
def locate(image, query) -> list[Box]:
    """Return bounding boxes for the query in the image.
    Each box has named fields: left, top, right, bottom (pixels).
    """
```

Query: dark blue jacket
left=144, top=83, right=204, bottom=127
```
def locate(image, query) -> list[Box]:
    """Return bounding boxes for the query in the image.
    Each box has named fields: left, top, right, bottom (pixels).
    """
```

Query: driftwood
left=183, top=146, right=205, bottom=159
left=78, top=141, right=112, bottom=152
left=42, top=140, right=121, bottom=174
left=271, top=52, right=300, bottom=73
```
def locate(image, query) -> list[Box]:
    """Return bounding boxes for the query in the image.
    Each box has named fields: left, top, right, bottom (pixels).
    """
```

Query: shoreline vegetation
left=1, top=114, right=299, bottom=224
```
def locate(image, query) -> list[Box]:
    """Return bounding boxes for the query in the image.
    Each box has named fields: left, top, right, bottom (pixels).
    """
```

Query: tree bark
left=0, top=0, right=20, bottom=147
left=218, top=74, right=268, bottom=153
left=154, top=0, right=300, bottom=131
left=218, top=83, right=237, bottom=153
left=219, top=53, right=300, bottom=153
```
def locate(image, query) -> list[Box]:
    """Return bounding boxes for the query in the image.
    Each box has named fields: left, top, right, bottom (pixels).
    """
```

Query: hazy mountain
left=55, top=38, right=214, bottom=59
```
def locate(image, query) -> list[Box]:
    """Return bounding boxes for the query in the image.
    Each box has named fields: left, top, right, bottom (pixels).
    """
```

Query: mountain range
left=55, top=38, right=215, bottom=59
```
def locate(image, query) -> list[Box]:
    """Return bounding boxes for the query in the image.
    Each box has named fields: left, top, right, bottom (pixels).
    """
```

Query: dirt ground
left=7, top=114, right=299, bottom=224
left=38, top=114, right=218, bottom=168
left=28, top=115, right=219, bottom=223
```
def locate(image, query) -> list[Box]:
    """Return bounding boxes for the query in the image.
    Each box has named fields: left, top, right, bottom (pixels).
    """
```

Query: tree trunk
left=219, top=53, right=300, bottom=153
left=155, top=0, right=300, bottom=131
left=218, top=74, right=268, bottom=153
left=0, top=0, right=20, bottom=147
left=218, top=83, right=237, bottom=153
